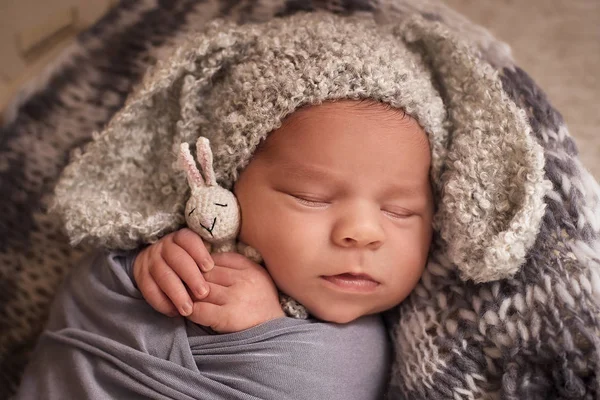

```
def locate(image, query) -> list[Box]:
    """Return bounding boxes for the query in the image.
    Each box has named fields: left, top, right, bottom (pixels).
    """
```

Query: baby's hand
left=187, top=252, right=285, bottom=333
left=133, top=228, right=214, bottom=317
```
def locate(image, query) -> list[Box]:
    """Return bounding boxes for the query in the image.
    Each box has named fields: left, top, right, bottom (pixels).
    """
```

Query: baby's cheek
left=393, top=227, right=430, bottom=263
left=237, top=201, right=274, bottom=248
left=240, top=211, right=294, bottom=263
left=237, top=219, right=257, bottom=249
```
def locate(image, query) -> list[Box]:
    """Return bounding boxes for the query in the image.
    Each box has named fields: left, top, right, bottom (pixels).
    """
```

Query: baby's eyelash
left=382, top=209, right=413, bottom=219
left=291, top=195, right=329, bottom=207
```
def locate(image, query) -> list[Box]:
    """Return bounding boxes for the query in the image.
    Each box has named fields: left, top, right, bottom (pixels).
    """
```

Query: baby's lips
left=321, top=272, right=380, bottom=292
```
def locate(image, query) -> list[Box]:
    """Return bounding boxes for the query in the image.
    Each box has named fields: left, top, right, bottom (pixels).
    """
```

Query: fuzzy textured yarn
left=2, top=1, right=599, bottom=399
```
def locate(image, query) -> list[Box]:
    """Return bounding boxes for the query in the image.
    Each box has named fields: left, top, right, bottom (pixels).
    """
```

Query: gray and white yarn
left=2, top=1, right=599, bottom=399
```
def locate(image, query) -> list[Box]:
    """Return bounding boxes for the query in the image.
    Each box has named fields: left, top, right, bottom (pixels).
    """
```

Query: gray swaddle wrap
left=16, top=250, right=390, bottom=399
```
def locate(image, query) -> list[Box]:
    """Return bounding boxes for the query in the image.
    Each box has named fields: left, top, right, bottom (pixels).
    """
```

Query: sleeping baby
left=17, top=12, right=446, bottom=400
left=134, top=97, right=433, bottom=332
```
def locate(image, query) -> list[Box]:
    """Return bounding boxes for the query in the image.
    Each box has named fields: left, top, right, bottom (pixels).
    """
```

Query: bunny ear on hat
left=391, top=18, right=551, bottom=282
left=51, top=20, right=254, bottom=249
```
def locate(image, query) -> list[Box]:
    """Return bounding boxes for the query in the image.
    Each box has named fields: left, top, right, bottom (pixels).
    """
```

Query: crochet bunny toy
left=178, top=137, right=243, bottom=255
left=178, top=136, right=308, bottom=319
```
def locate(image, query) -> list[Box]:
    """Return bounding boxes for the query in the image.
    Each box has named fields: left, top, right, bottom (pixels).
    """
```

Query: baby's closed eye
left=381, top=207, right=415, bottom=220
left=289, top=194, right=330, bottom=208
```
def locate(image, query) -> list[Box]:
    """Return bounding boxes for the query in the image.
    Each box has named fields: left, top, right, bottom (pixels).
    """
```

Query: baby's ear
left=195, top=137, right=217, bottom=186
left=178, top=142, right=205, bottom=189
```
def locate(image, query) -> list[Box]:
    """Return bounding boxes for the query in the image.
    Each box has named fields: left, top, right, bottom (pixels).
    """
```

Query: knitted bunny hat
left=52, top=12, right=549, bottom=283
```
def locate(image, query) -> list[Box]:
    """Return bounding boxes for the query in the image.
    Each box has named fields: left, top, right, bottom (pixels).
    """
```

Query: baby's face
left=234, top=100, right=433, bottom=323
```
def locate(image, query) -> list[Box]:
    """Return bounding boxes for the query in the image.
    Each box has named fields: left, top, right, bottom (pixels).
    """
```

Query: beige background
left=0, top=0, right=115, bottom=114
left=444, top=0, right=600, bottom=180
left=1, top=0, right=598, bottom=179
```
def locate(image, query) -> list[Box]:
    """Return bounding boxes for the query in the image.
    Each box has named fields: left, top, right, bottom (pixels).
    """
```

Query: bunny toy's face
left=185, top=186, right=241, bottom=243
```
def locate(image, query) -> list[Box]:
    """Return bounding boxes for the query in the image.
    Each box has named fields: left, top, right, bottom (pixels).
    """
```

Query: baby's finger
left=202, top=266, right=236, bottom=287
left=172, top=228, right=214, bottom=272
left=138, top=276, right=178, bottom=317
left=161, top=243, right=209, bottom=300
left=150, top=260, right=194, bottom=317
left=211, top=252, right=256, bottom=270
left=187, top=302, right=222, bottom=330
left=199, top=282, right=228, bottom=306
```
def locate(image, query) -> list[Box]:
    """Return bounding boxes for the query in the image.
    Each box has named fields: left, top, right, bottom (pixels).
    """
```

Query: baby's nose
left=331, top=206, right=385, bottom=250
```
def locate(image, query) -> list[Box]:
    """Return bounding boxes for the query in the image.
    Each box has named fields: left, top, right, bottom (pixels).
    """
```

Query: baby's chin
left=306, top=304, right=381, bottom=324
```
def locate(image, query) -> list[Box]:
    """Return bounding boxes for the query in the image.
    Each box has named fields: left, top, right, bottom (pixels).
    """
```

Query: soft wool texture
left=52, top=13, right=549, bottom=284
left=2, top=1, right=600, bottom=399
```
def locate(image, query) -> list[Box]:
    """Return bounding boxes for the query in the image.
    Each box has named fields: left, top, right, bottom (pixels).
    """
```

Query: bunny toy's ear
left=195, top=137, right=217, bottom=187
left=178, top=142, right=205, bottom=190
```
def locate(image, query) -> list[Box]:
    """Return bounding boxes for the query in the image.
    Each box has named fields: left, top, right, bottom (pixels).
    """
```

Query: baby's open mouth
left=321, top=273, right=379, bottom=292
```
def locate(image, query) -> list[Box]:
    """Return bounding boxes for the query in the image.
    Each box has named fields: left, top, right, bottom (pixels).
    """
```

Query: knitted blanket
left=1, top=1, right=599, bottom=399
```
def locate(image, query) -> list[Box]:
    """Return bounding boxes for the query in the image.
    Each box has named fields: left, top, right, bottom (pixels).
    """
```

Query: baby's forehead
left=248, top=100, right=432, bottom=190
left=257, top=100, right=430, bottom=156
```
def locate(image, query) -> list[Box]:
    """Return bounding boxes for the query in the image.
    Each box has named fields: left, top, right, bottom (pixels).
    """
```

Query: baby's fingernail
left=201, top=258, right=214, bottom=271
left=180, top=301, right=192, bottom=316
left=195, top=286, right=208, bottom=298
